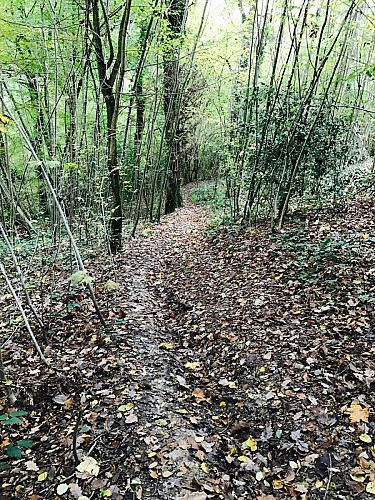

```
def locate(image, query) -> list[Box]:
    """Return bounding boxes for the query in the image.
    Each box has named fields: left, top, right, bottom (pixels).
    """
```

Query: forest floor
left=0, top=186, right=374, bottom=500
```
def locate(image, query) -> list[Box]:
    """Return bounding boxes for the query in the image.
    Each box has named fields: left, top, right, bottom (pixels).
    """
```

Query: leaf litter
left=0, top=188, right=374, bottom=498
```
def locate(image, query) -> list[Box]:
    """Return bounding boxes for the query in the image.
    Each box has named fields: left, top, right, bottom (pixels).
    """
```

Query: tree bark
left=163, top=0, right=188, bottom=214
left=90, top=0, right=132, bottom=253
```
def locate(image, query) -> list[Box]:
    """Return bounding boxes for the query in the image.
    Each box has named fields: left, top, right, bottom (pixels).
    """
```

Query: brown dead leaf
left=345, top=402, right=370, bottom=423
left=192, top=388, right=206, bottom=401
left=346, top=479, right=365, bottom=494
left=230, top=421, right=251, bottom=434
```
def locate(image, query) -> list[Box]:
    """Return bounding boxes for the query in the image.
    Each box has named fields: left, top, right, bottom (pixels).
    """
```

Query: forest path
left=5, top=190, right=373, bottom=500
left=114, top=194, right=374, bottom=500
left=117, top=186, right=212, bottom=499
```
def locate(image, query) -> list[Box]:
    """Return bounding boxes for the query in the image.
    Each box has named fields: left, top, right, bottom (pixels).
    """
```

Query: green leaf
left=154, top=418, right=168, bottom=427
left=0, top=462, right=11, bottom=471
left=0, top=416, right=21, bottom=425
left=6, top=445, right=22, bottom=459
left=104, top=279, right=119, bottom=292
left=63, top=163, right=78, bottom=170
left=0, top=410, right=28, bottom=425
left=17, top=440, right=33, bottom=449
left=69, top=270, right=93, bottom=286
left=8, top=411, right=28, bottom=417
left=118, top=403, right=134, bottom=412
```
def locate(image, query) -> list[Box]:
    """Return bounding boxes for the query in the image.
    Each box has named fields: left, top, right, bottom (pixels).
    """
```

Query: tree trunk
left=163, top=0, right=188, bottom=214
left=90, top=0, right=131, bottom=253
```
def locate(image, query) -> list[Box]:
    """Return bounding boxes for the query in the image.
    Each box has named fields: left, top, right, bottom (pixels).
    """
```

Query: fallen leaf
left=350, top=474, right=366, bottom=483
left=25, top=460, right=39, bottom=471
left=104, top=280, right=119, bottom=291
left=295, top=483, right=309, bottom=493
left=366, top=481, right=375, bottom=494
left=57, top=484, right=69, bottom=495
left=154, top=418, right=168, bottom=427
left=64, top=397, right=74, bottom=410
left=315, top=454, right=332, bottom=478
left=273, top=479, right=283, bottom=489
left=69, top=483, right=83, bottom=497
left=0, top=437, right=10, bottom=448
left=118, top=403, right=135, bottom=412
left=176, top=375, right=188, bottom=387
left=242, top=436, right=257, bottom=451
left=345, top=402, right=370, bottom=423
left=192, top=389, right=205, bottom=400
left=53, top=394, right=69, bottom=405
left=256, top=471, right=264, bottom=481
left=185, top=362, right=201, bottom=370
left=201, top=462, right=209, bottom=473
left=346, top=479, right=365, bottom=494
left=159, top=342, right=174, bottom=349
left=76, top=456, right=100, bottom=478
left=125, top=414, right=138, bottom=424
left=360, top=434, right=372, bottom=443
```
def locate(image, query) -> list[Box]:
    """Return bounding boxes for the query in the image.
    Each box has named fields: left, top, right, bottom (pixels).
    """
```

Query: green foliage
left=189, top=184, right=216, bottom=203
left=104, top=280, right=120, bottom=292
left=0, top=410, right=32, bottom=466
left=5, top=440, right=33, bottom=459
left=277, top=228, right=350, bottom=282
left=0, top=0, right=373, bottom=241
left=69, top=271, right=94, bottom=286
left=190, top=181, right=227, bottom=208
left=0, top=410, right=28, bottom=425
left=253, top=92, right=350, bottom=195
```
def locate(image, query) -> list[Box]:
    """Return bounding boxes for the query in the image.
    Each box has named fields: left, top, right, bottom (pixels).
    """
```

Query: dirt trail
left=117, top=195, right=375, bottom=500
left=119, top=194, right=211, bottom=499
left=4, top=188, right=373, bottom=499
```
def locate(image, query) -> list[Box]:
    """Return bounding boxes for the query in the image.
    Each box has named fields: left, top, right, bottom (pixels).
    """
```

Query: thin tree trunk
left=90, top=0, right=132, bottom=253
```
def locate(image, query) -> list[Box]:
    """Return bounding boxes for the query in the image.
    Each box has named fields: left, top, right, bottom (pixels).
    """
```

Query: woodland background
left=0, top=0, right=373, bottom=251
left=0, top=0, right=374, bottom=498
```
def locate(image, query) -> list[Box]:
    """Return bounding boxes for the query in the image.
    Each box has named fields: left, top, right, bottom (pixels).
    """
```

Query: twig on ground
left=323, top=454, right=333, bottom=500
left=73, top=408, right=84, bottom=465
